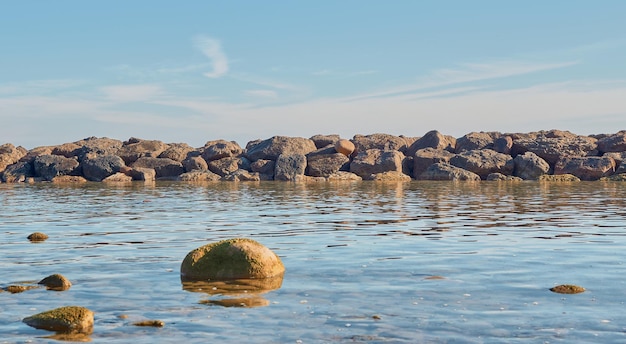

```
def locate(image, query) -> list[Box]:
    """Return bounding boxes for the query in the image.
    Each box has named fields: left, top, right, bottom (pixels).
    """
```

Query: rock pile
left=1, top=130, right=625, bottom=182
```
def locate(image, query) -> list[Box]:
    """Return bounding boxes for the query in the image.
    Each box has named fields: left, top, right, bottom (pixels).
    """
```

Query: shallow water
left=1, top=181, right=625, bottom=343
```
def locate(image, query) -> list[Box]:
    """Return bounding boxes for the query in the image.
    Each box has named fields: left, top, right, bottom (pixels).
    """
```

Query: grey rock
left=274, top=154, right=307, bottom=181
left=182, top=156, right=208, bottom=172
left=209, top=157, right=251, bottom=177
left=245, top=136, right=317, bottom=161
left=351, top=133, right=408, bottom=154
left=132, top=157, right=184, bottom=179
left=350, top=149, right=404, bottom=179
left=419, top=162, right=481, bottom=181
left=201, top=140, right=243, bottom=162
left=449, top=149, right=514, bottom=179
left=455, top=132, right=495, bottom=153
left=82, top=155, right=125, bottom=181
left=412, top=148, right=456, bottom=179
left=597, top=131, right=626, bottom=153
left=117, top=139, right=169, bottom=165
left=33, top=155, right=80, bottom=181
left=554, top=156, right=616, bottom=181
left=513, top=152, right=550, bottom=180
left=406, top=130, right=456, bottom=157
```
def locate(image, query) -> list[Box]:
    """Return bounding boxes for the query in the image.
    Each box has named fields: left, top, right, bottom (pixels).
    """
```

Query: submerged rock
left=133, top=320, right=165, bottom=327
left=38, top=273, right=72, bottom=291
left=27, top=232, right=49, bottom=242
left=550, top=284, right=585, bottom=294
left=23, top=306, right=94, bottom=334
left=180, top=238, right=285, bottom=281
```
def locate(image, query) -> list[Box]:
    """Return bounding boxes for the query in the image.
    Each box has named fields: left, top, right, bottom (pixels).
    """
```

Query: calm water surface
left=1, top=181, right=625, bottom=343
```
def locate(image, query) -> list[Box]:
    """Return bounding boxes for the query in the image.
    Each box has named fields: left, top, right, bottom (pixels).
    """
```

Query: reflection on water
left=1, top=181, right=626, bottom=343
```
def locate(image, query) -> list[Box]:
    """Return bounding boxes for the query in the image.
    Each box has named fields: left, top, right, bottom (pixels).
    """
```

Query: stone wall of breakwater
left=1, top=129, right=626, bottom=183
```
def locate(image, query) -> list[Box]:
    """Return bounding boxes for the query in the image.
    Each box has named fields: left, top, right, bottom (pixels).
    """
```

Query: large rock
left=412, top=148, right=456, bottom=179
left=370, top=171, right=412, bottom=181
left=179, top=170, right=222, bottom=182
left=209, top=157, right=251, bottom=177
left=131, top=157, right=184, bottom=179
left=511, top=130, right=597, bottom=166
left=306, top=146, right=350, bottom=177
left=493, top=136, right=513, bottom=154
left=74, top=137, right=123, bottom=161
left=33, top=155, right=80, bottom=181
left=182, top=156, right=208, bottom=172
left=81, top=155, right=126, bottom=181
left=454, top=132, right=496, bottom=153
left=406, top=130, right=456, bottom=157
left=274, top=154, right=307, bottom=181
left=351, top=133, right=408, bottom=154
left=513, top=152, right=550, bottom=180
left=1, top=161, right=34, bottom=183
left=597, top=131, right=626, bottom=153
left=38, top=274, right=72, bottom=291
left=51, top=142, right=82, bottom=158
left=180, top=238, right=285, bottom=281
left=554, top=156, right=616, bottom=181
left=334, top=139, right=355, bottom=157
left=310, top=134, right=340, bottom=149
left=449, top=149, right=514, bottom=179
left=23, top=306, right=94, bottom=334
left=245, top=136, right=316, bottom=161
left=158, top=143, right=196, bottom=162
left=419, top=162, right=481, bottom=181
left=250, top=159, right=275, bottom=175
left=0, top=143, right=28, bottom=172
left=117, top=138, right=169, bottom=165
left=349, top=149, right=404, bottom=179
left=201, top=140, right=243, bottom=162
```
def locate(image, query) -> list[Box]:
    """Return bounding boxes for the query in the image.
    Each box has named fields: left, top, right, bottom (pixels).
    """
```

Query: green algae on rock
left=180, top=238, right=284, bottom=281
left=550, top=284, right=586, bottom=294
left=23, top=306, right=94, bottom=334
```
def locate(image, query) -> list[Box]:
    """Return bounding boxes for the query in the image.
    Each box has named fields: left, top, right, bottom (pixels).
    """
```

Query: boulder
left=511, top=131, right=597, bottom=166
left=20, top=146, right=54, bottom=163
left=117, top=139, right=169, bottom=165
left=412, top=148, right=456, bottom=179
left=23, top=306, right=93, bottom=334
left=158, top=143, right=196, bottom=162
left=538, top=174, right=581, bottom=182
left=493, top=136, right=513, bottom=154
left=245, top=136, right=316, bottom=161
left=602, top=151, right=626, bottom=166
left=370, top=171, right=412, bottom=181
left=38, top=273, right=72, bottom=291
left=201, top=140, right=243, bottom=162
left=351, top=133, right=408, bottom=153
left=222, top=169, right=262, bottom=181
left=128, top=167, right=156, bottom=181
left=179, top=170, right=222, bottom=182
left=209, top=157, right=251, bottom=177
left=454, top=132, right=495, bottom=153
left=486, top=173, right=522, bottom=181
left=597, top=131, right=626, bottom=153
left=27, top=232, right=49, bottom=242
left=51, top=142, right=82, bottom=158
left=274, top=154, right=307, bottom=181
left=327, top=171, right=362, bottom=181
left=180, top=238, right=284, bottom=281
left=250, top=159, right=276, bottom=175
left=132, top=157, right=184, bottom=179
left=0, top=143, right=28, bottom=172
left=1, top=161, right=34, bottom=183
left=449, top=149, right=514, bottom=179
left=310, top=134, right=340, bottom=149
left=334, top=139, right=355, bottom=157
left=33, top=155, right=80, bottom=181
left=349, top=149, right=404, bottom=179
left=51, top=175, right=88, bottom=183
left=419, top=163, right=481, bottom=181
left=81, top=155, right=126, bottom=181
left=554, top=156, right=616, bottom=181
left=306, top=150, right=350, bottom=177
left=406, top=130, right=456, bottom=157
left=102, top=173, right=133, bottom=182
left=182, top=156, right=208, bottom=172
left=513, top=152, right=550, bottom=180
left=74, top=137, right=123, bottom=161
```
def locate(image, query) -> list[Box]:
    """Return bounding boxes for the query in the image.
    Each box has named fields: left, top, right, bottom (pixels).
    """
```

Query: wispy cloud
left=343, top=60, right=578, bottom=101
left=100, top=84, right=162, bottom=102
left=245, top=89, right=278, bottom=98
left=193, top=35, right=229, bottom=78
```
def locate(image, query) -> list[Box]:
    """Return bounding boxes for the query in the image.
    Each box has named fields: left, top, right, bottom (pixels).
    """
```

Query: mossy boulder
left=23, top=306, right=94, bottom=334
left=180, top=238, right=284, bottom=281
left=38, top=273, right=72, bottom=291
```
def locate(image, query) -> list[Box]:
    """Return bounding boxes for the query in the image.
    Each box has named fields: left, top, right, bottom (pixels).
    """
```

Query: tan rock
left=38, top=273, right=72, bottom=291
left=23, top=306, right=94, bottom=334
left=334, top=139, right=355, bottom=157
left=28, top=232, right=49, bottom=242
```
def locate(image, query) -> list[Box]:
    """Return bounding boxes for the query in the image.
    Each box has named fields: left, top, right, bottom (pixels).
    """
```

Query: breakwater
left=1, top=129, right=625, bottom=183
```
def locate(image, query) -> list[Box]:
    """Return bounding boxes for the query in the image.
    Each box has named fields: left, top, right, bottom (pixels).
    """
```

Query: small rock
left=28, top=232, right=49, bottom=242
left=23, top=306, right=94, bottom=334
left=38, top=273, right=72, bottom=291
left=4, top=285, right=37, bottom=293
left=133, top=320, right=165, bottom=327
left=334, top=139, right=355, bottom=156
left=550, top=284, right=585, bottom=294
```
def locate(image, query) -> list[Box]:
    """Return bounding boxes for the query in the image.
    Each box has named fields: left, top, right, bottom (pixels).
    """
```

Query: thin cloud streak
left=342, top=60, right=579, bottom=102
left=193, top=35, right=229, bottom=78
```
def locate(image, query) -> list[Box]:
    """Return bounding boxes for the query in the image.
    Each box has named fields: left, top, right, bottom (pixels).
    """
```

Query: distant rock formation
left=1, top=130, right=625, bottom=183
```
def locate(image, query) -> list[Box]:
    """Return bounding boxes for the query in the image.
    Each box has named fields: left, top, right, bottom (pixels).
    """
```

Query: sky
left=1, top=1, right=625, bottom=149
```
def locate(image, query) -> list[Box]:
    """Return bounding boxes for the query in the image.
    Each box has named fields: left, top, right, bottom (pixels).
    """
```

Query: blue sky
left=1, top=1, right=625, bottom=148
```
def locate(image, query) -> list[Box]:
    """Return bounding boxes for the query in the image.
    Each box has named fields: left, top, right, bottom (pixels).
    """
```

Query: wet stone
left=38, top=273, right=72, bottom=291
left=27, top=232, right=49, bottom=242
left=550, top=284, right=585, bottom=294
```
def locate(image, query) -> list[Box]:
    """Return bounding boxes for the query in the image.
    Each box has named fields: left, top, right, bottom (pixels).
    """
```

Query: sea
left=1, top=181, right=625, bottom=343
